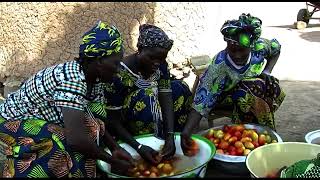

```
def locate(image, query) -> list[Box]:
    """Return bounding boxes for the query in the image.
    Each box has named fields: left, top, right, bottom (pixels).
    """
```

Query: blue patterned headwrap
left=137, top=24, right=173, bottom=50
left=79, top=20, right=123, bottom=58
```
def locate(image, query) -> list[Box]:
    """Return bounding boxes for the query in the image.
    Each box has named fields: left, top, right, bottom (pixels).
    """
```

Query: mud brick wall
left=0, top=2, right=213, bottom=84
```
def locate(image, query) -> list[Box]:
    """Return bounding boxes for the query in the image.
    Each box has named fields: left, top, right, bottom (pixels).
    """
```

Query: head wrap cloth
left=221, top=13, right=262, bottom=48
left=137, top=24, right=173, bottom=50
left=79, top=20, right=123, bottom=58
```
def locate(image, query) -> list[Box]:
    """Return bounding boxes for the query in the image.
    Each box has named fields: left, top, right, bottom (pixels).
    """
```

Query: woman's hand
left=259, top=72, right=279, bottom=85
left=137, top=145, right=161, bottom=165
left=112, top=147, right=135, bottom=165
left=160, top=137, right=176, bottom=160
left=110, top=157, right=135, bottom=175
left=110, top=147, right=135, bottom=175
left=180, top=133, right=195, bottom=157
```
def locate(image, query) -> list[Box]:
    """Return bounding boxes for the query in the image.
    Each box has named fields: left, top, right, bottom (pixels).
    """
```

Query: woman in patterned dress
left=181, top=13, right=286, bottom=155
left=89, top=24, right=193, bottom=164
left=0, top=21, right=134, bottom=178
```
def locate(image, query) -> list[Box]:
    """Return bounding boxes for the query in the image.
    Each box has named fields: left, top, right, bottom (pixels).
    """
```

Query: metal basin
left=198, top=123, right=283, bottom=175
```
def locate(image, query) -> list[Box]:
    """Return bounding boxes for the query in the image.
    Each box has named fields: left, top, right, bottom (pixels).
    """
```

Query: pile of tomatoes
left=204, top=124, right=277, bottom=156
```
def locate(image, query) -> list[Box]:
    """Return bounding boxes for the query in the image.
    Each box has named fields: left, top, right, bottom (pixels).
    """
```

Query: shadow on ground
left=268, top=23, right=320, bottom=29
left=267, top=23, right=320, bottom=42
left=299, top=30, right=320, bottom=42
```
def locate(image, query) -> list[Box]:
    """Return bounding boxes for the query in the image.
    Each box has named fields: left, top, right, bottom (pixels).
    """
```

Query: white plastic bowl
left=96, top=133, right=216, bottom=178
left=246, top=142, right=320, bottom=178
left=305, top=129, right=320, bottom=144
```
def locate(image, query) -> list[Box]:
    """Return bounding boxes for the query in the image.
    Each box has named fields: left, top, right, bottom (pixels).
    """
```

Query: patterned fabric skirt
left=0, top=115, right=105, bottom=178
left=217, top=76, right=286, bottom=130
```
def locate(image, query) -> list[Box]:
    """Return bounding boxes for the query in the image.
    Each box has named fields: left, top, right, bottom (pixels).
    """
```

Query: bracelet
left=137, top=144, right=143, bottom=150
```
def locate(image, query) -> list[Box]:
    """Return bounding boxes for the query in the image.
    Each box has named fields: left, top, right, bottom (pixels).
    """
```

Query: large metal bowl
left=97, top=133, right=216, bottom=178
left=198, top=123, right=283, bottom=175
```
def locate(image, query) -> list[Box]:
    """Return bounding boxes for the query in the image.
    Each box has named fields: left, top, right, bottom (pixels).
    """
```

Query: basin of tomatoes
left=127, top=140, right=200, bottom=178
left=204, top=124, right=278, bottom=156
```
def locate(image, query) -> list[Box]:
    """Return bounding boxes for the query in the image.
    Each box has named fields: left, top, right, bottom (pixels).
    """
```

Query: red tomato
left=236, top=147, right=244, bottom=156
left=223, top=125, right=230, bottom=132
left=252, top=141, right=260, bottom=148
left=219, top=141, right=229, bottom=150
left=234, top=125, right=245, bottom=132
left=227, top=146, right=236, bottom=153
left=229, top=150, right=237, bottom=156
left=234, top=131, right=242, bottom=140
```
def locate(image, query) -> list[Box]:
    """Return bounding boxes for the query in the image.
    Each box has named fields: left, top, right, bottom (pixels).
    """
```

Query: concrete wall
left=0, top=2, right=317, bottom=84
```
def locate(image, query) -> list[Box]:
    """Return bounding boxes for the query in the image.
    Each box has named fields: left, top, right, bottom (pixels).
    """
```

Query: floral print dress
left=193, top=38, right=286, bottom=130
left=90, top=61, right=192, bottom=137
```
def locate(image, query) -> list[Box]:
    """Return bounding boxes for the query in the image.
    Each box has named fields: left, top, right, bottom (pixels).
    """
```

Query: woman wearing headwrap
left=180, top=13, right=286, bottom=155
left=0, top=21, right=134, bottom=177
left=90, top=24, right=192, bottom=164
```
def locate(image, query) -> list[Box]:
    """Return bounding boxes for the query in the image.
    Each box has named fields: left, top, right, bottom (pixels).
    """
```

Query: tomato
left=236, top=147, right=244, bottom=156
left=223, top=133, right=232, bottom=141
left=216, top=149, right=224, bottom=154
left=229, top=150, right=237, bottom=156
left=252, top=141, right=260, bottom=148
left=223, top=125, right=230, bottom=132
left=258, top=134, right=267, bottom=145
left=234, top=141, right=244, bottom=148
left=234, top=131, right=242, bottom=140
left=162, top=164, right=173, bottom=174
left=219, top=141, right=230, bottom=150
left=244, top=142, right=255, bottom=150
left=234, top=125, right=245, bottom=132
left=228, top=136, right=238, bottom=144
left=227, top=146, right=236, bottom=153
left=241, top=137, right=253, bottom=143
left=251, top=132, right=259, bottom=141
left=207, top=129, right=215, bottom=138
left=243, top=149, right=251, bottom=156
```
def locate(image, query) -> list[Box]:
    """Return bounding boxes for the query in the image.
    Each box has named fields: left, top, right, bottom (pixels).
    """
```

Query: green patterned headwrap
left=220, top=13, right=262, bottom=48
